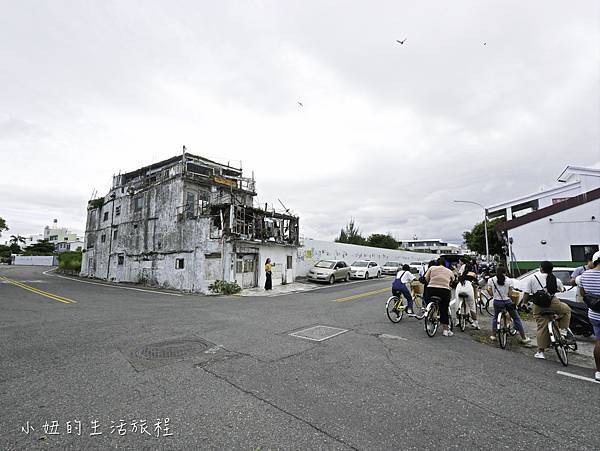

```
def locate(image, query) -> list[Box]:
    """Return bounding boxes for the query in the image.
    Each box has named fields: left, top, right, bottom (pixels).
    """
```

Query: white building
left=398, top=239, right=461, bottom=255
left=55, top=240, right=84, bottom=253
left=488, top=166, right=600, bottom=272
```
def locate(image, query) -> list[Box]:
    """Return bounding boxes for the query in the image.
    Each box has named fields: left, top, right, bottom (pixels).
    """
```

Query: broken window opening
left=175, top=258, right=185, bottom=269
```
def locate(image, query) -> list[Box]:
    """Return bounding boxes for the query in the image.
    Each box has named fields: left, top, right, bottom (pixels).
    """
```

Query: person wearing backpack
left=487, top=266, right=530, bottom=343
left=522, top=261, right=571, bottom=359
left=579, top=250, right=600, bottom=382
left=392, top=264, right=416, bottom=315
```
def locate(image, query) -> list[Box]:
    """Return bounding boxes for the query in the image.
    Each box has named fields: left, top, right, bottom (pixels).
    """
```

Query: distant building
left=80, top=152, right=300, bottom=292
left=398, top=239, right=461, bottom=255
left=489, top=166, right=600, bottom=272
left=55, top=240, right=84, bottom=253
left=43, top=225, right=80, bottom=245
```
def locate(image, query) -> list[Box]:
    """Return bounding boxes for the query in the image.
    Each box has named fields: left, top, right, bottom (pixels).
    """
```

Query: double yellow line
left=333, top=287, right=390, bottom=302
left=0, top=276, right=77, bottom=304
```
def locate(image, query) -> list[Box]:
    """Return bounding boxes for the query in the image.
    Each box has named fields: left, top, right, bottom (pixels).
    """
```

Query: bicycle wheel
left=459, top=303, right=467, bottom=332
left=551, top=321, right=568, bottom=366
left=424, top=303, right=439, bottom=337
left=497, top=311, right=508, bottom=349
left=483, top=293, right=494, bottom=317
left=413, top=295, right=423, bottom=312
left=386, top=296, right=404, bottom=323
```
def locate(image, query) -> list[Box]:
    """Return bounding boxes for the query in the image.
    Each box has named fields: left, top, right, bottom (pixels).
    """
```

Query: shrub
left=208, top=280, right=242, bottom=295
left=58, top=251, right=82, bottom=271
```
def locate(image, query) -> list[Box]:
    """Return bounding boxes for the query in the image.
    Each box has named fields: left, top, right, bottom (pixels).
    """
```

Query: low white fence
left=13, top=255, right=58, bottom=266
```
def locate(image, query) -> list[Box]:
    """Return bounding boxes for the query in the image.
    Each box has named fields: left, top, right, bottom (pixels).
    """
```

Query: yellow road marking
left=333, top=287, right=390, bottom=302
left=0, top=276, right=77, bottom=304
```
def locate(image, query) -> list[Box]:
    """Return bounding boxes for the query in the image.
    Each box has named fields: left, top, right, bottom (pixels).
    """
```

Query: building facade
left=490, top=166, right=600, bottom=272
left=398, top=239, right=461, bottom=254
left=80, top=153, right=299, bottom=293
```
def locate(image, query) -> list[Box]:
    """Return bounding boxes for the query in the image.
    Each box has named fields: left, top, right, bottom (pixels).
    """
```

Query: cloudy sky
left=1, top=0, right=599, bottom=243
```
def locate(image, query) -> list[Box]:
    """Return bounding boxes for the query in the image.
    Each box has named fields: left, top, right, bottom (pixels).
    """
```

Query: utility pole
left=454, top=200, right=489, bottom=263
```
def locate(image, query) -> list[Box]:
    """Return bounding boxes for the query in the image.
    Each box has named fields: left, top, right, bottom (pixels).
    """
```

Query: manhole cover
left=135, top=339, right=209, bottom=360
left=289, top=325, right=348, bottom=342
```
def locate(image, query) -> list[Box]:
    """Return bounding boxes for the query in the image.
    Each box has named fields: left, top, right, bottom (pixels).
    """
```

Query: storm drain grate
left=289, top=325, right=348, bottom=342
left=135, top=339, right=210, bottom=360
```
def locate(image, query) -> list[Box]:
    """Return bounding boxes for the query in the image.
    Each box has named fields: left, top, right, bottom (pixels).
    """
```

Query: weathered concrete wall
left=296, top=239, right=438, bottom=276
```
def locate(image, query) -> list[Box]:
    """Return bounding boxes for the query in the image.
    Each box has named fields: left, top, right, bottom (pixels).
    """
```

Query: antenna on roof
left=278, top=199, right=291, bottom=214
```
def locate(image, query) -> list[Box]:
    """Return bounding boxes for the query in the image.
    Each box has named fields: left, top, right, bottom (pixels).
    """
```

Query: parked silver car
left=382, top=261, right=401, bottom=275
left=307, top=260, right=351, bottom=284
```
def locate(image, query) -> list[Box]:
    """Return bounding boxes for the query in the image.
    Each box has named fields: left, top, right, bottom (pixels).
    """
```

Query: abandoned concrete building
left=80, top=153, right=300, bottom=292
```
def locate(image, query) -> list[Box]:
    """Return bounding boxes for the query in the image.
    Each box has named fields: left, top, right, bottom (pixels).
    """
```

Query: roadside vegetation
left=208, top=280, right=242, bottom=295
left=58, top=251, right=82, bottom=272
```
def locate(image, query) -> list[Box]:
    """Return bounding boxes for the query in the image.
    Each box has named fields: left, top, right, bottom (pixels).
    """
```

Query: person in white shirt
left=453, top=273, right=480, bottom=329
left=522, top=261, right=571, bottom=359
left=392, top=265, right=416, bottom=314
left=487, top=266, right=530, bottom=344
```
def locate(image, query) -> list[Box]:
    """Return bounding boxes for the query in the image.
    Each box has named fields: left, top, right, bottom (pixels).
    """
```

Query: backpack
left=583, top=293, right=600, bottom=313
left=531, top=275, right=552, bottom=308
left=392, top=271, right=407, bottom=291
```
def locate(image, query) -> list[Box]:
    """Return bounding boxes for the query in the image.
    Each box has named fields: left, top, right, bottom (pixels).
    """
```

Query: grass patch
left=58, top=251, right=82, bottom=271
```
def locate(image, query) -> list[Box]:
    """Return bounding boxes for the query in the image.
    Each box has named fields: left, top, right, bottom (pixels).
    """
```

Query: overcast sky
left=1, top=1, right=599, bottom=243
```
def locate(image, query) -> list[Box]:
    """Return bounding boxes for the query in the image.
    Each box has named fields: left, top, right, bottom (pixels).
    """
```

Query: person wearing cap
left=579, top=250, right=600, bottom=382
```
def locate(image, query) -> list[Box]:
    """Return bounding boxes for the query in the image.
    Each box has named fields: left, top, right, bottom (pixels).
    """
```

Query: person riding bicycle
left=392, top=264, right=416, bottom=315
left=522, top=261, right=571, bottom=360
left=454, top=273, right=481, bottom=330
left=487, top=266, right=530, bottom=344
left=424, top=257, right=455, bottom=337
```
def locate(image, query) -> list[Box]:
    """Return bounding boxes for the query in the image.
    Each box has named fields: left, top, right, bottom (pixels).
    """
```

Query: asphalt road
left=1, top=265, right=598, bottom=450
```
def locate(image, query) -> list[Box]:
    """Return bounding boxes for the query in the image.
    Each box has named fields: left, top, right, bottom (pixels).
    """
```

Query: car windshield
left=352, top=261, right=368, bottom=267
left=383, top=262, right=399, bottom=266
left=315, top=260, right=335, bottom=269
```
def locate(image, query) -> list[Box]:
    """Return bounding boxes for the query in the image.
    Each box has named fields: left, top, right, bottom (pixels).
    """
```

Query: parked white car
left=381, top=261, right=401, bottom=275
left=350, top=260, right=381, bottom=279
left=409, top=261, right=427, bottom=276
left=513, top=267, right=577, bottom=303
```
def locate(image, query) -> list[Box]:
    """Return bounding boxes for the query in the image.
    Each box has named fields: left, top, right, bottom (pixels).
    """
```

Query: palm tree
left=9, top=235, right=26, bottom=246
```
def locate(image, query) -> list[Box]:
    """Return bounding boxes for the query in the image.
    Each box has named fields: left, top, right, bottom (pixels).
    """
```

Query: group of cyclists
left=389, top=251, right=600, bottom=382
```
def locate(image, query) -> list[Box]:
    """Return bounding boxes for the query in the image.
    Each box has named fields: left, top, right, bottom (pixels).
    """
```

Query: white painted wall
left=14, top=255, right=58, bottom=266
left=296, top=239, right=438, bottom=276
left=257, top=244, right=297, bottom=288
left=508, top=198, right=600, bottom=262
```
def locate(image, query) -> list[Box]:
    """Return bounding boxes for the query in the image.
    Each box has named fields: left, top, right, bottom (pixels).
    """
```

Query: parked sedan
left=307, top=260, right=351, bottom=284
left=350, top=260, right=381, bottom=279
left=381, top=261, right=401, bottom=275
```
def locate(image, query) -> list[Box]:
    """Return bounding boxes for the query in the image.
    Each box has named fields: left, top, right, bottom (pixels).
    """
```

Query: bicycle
left=496, top=304, right=518, bottom=349
left=477, top=288, right=494, bottom=317
left=456, top=293, right=471, bottom=332
left=424, top=296, right=454, bottom=337
left=386, top=292, right=426, bottom=323
left=541, top=309, right=577, bottom=366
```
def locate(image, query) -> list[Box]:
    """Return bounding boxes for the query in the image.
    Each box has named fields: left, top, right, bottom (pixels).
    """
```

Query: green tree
left=0, top=217, right=8, bottom=236
left=463, top=218, right=505, bottom=257
left=0, top=244, right=11, bottom=259
left=23, top=239, right=56, bottom=256
left=335, top=219, right=367, bottom=246
left=366, top=233, right=399, bottom=249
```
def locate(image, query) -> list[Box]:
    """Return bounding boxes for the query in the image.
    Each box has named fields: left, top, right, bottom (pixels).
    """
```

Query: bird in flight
left=396, top=38, right=407, bottom=45
left=297, top=101, right=303, bottom=107
left=483, top=42, right=487, bottom=46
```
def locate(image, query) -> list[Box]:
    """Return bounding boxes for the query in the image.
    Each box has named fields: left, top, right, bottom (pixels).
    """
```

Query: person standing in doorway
left=264, top=258, right=273, bottom=290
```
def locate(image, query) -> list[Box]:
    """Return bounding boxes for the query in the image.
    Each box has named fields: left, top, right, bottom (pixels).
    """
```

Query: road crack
left=199, top=366, right=358, bottom=450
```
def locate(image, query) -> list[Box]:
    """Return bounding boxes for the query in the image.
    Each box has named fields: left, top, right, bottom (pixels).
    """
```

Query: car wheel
left=365, top=272, right=369, bottom=279
left=329, top=275, right=335, bottom=285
